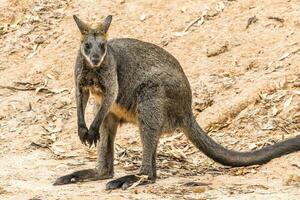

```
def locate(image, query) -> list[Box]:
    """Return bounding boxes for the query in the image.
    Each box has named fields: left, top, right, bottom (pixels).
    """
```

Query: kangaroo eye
left=85, top=43, right=91, bottom=49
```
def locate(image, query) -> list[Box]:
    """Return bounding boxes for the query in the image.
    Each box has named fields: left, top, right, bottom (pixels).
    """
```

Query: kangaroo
left=54, top=15, right=300, bottom=189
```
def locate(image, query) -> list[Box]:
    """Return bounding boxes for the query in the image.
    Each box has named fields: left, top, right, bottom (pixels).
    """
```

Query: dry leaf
left=172, top=32, right=189, bottom=37
left=286, top=175, right=300, bottom=186
left=246, top=16, right=258, bottom=29
left=192, top=186, right=206, bottom=193
left=216, top=2, right=225, bottom=12
left=283, top=96, right=293, bottom=111
left=249, top=143, right=257, bottom=150
left=279, top=52, right=290, bottom=61
left=0, top=187, right=9, bottom=195
left=271, top=106, right=279, bottom=116
left=51, top=145, right=66, bottom=155
left=207, top=42, right=229, bottom=57
left=44, top=126, right=62, bottom=133
left=292, top=90, right=300, bottom=95
left=261, top=120, right=274, bottom=130
left=49, top=88, right=69, bottom=94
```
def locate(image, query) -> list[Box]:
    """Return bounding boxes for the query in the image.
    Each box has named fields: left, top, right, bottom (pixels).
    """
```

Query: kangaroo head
left=73, top=15, right=112, bottom=68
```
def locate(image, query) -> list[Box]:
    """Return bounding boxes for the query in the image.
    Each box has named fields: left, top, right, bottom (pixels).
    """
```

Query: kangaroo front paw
left=78, top=126, right=89, bottom=146
left=87, top=128, right=100, bottom=147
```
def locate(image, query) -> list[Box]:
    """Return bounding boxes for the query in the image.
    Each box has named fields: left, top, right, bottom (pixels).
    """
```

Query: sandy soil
left=0, top=0, right=299, bottom=199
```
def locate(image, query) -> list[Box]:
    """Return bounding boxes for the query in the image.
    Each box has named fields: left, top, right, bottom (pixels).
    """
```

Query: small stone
left=139, top=14, right=147, bottom=21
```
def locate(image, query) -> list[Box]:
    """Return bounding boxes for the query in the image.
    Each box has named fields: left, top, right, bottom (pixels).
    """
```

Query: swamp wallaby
left=54, top=15, right=300, bottom=189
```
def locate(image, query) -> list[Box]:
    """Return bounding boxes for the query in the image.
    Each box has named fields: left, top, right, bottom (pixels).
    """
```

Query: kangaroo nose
left=91, top=55, right=100, bottom=65
left=91, top=58, right=100, bottom=65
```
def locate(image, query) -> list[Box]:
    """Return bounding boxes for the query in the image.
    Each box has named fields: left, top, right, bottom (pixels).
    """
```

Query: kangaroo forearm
left=76, top=87, right=90, bottom=127
left=90, top=96, right=115, bottom=130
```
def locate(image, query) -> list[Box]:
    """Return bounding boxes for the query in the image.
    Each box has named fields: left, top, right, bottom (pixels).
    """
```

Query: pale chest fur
left=85, top=85, right=137, bottom=124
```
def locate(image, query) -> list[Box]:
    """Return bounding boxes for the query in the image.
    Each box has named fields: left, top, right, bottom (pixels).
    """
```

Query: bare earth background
left=0, top=0, right=299, bottom=199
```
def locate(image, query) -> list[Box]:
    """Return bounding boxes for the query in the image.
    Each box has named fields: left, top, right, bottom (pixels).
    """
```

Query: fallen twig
left=14, top=81, right=41, bottom=87
left=127, top=175, right=150, bottom=190
left=0, top=84, right=69, bottom=94
left=0, top=85, right=35, bottom=91
left=279, top=48, right=300, bottom=61
left=183, top=16, right=204, bottom=33
left=268, top=16, right=284, bottom=23
left=246, top=16, right=258, bottom=29
left=207, top=42, right=229, bottom=57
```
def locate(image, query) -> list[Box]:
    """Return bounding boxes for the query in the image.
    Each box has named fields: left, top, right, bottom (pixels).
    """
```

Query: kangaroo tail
left=184, top=116, right=300, bottom=167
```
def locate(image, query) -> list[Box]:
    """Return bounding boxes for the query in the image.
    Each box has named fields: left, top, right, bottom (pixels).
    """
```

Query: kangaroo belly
left=87, top=86, right=137, bottom=123
left=88, top=86, right=103, bottom=102
left=110, top=103, right=137, bottom=123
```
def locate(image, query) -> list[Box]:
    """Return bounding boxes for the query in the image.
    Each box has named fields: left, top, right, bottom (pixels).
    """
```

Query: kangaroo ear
left=102, top=15, right=112, bottom=33
left=73, top=15, right=90, bottom=34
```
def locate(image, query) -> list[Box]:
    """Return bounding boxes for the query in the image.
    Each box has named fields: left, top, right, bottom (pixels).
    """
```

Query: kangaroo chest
left=81, top=74, right=137, bottom=124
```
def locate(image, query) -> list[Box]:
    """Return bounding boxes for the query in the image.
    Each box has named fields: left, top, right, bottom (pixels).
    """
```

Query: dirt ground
left=0, top=0, right=299, bottom=199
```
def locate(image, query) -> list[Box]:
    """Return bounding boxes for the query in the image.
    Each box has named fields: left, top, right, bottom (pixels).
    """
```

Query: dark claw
left=106, top=175, right=140, bottom=190
left=93, top=135, right=98, bottom=147
left=87, top=129, right=99, bottom=148
left=82, top=135, right=87, bottom=146
left=87, top=135, right=93, bottom=147
left=78, top=126, right=89, bottom=146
